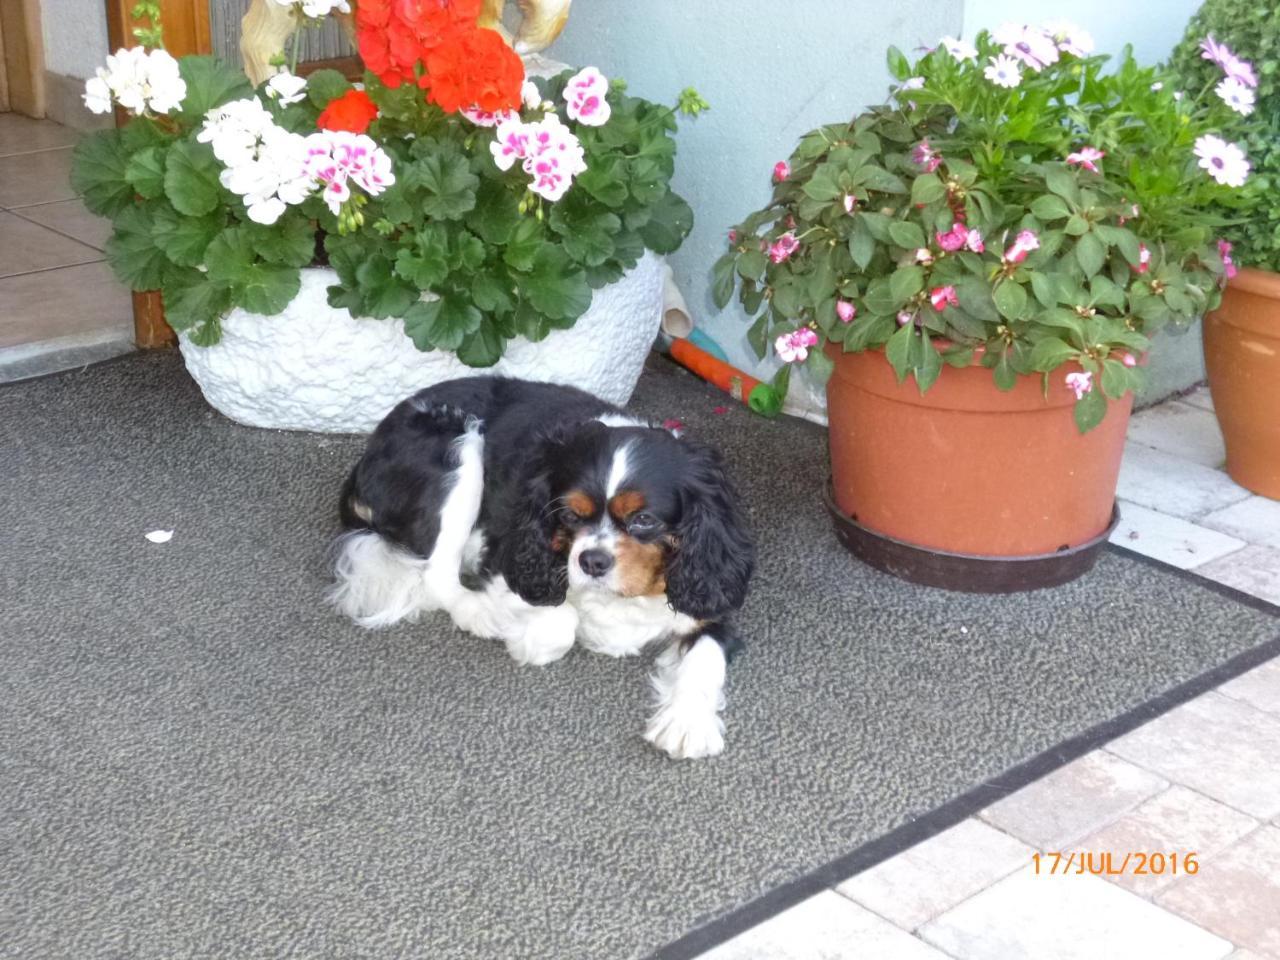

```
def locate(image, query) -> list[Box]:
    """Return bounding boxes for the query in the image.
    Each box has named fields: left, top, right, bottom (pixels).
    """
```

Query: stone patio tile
left=1218, top=659, right=1280, bottom=717
left=1157, top=826, right=1280, bottom=959
left=1110, top=500, right=1245, bottom=570
left=1202, top=497, right=1280, bottom=552
left=696, top=890, right=949, bottom=960
left=1127, top=401, right=1227, bottom=468
left=919, top=867, right=1232, bottom=960
left=836, top=818, right=1032, bottom=930
left=1108, top=693, right=1280, bottom=820
left=978, top=751, right=1167, bottom=850
left=1117, top=444, right=1251, bottom=520
left=1195, top=545, right=1280, bottom=608
left=1079, top=786, right=1258, bottom=897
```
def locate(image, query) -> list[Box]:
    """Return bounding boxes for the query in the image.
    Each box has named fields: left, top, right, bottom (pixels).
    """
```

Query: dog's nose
left=579, top=549, right=614, bottom=578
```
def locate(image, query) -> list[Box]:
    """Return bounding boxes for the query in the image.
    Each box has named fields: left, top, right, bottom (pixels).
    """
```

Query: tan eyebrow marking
left=609, top=490, right=646, bottom=521
left=565, top=490, right=597, bottom=518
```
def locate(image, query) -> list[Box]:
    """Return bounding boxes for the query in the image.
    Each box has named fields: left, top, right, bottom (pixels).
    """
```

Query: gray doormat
left=1, top=352, right=1276, bottom=960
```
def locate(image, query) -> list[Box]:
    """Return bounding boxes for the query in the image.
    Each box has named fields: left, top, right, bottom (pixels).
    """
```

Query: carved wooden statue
left=240, top=0, right=573, bottom=86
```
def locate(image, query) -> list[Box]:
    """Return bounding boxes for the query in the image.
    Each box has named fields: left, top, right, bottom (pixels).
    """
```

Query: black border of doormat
left=650, top=545, right=1280, bottom=960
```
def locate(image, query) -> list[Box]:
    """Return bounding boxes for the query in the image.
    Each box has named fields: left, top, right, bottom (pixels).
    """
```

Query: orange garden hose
left=669, top=339, right=782, bottom=417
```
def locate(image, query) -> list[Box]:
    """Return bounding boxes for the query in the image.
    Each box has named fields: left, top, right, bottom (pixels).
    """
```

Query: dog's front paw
left=505, top=605, right=577, bottom=666
left=644, top=702, right=725, bottom=759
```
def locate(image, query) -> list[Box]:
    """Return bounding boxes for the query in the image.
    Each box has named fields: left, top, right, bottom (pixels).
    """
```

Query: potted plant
left=1170, top=3, right=1280, bottom=499
left=714, top=22, right=1247, bottom=590
left=70, top=2, right=701, bottom=432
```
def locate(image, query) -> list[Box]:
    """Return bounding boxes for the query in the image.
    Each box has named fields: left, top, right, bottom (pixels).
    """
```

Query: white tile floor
left=695, top=393, right=1280, bottom=960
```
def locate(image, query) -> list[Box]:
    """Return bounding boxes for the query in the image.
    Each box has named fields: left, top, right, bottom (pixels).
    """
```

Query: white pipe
left=660, top=263, right=693, bottom=339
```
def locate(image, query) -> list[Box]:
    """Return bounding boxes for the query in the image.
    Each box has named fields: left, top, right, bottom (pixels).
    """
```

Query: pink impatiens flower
left=935, top=222, right=983, bottom=254
left=916, top=247, right=935, bottom=265
left=1003, top=229, right=1040, bottom=264
left=773, top=161, right=790, bottom=182
left=912, top=138, right=943, bottom=173
left=929, top=285, right=958, bottom=311
left=768, top=232, right=800, bottom=264
left=836, top=300, right=857, bottom=323
left=1065, top=146, right=1105, bottom=173
left=896, top=310, right=915, bottom=327
left=1122, top=353, right=1138, bottom=368
left=727, top=229, right=738, bottom=244
left=842, top=193, right=857, bottom=214
left=1218, top=238, right=1239, bottom=279
left=1066, top=371, right=1093, bottom=400
left=1134, top=244, right=1151, bottom=274
left=775, top=327, right=819, bottom=363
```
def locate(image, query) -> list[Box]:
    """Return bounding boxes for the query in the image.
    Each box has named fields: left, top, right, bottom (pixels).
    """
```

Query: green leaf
left=177, top=56, right=254, bottom=124
left=394, top=224, right=450, bottom=289
left=1028, top=337, right=1079, bottom=371
left=637, top=189, right=694, bottom=254
left=407, top=152, right=479, bottom=220
left=1073, top=384, right=1107, bottom=433
left=161, top=268, right=232, bottom=334
left=886, top=45, right=911, bottom=81
left=550, top=200, right=620, bottom=267
left=993, top=279, right=1027, bottom=320
left=1100, top=357, right=1129, bottom=399
left=152, top=206, right=224, bottom=267
left=712, top=253, right=736, bottom=310
left=517, top=246, right=592, bottom=320
left=915, top=332, right=943, bottom=393
left=1075, top=231, right=1105, bottom=278
left=246, top=217, right=316, bottom=266
left=736, top=249, right=767, bottom=282
left=305, top=68, right=353, bottom=109
left=859, top=211, right=892, bottom=241
left=993, top=349, right=1019, bottom=390
left=205, top=227, right=301, bottom=315
left=467, top=180, right=523, bottom=244
left=1030, top=194, right=1071, bottom=221
left=848, top=219, right=875, bottom=271
left=456, top=322, right=504, bottom=367
left=403, top=294, right=482, bottom=351
left=124, top=146, right=167, bottom=199
left=746, top=313, right=769, bottom=359
left=503, top=218, right=543, bottom=271
left=806, top=344, right=834, bottom=386
left=70, top=130, right=135, bottom=217
left=802, top=168, right=842, bottom=202
left=473, top=271, right=516, bottom=314
left=1030, top=271, right=1059, bottom=308
left=1064, top=214, right=1090, bottom=236
left=885, top=322, right=916, bottom=383
left=910, top=173, right=947, bottom=205
left=354, top=255, right=416, bottom=318
left=105, top=204, right=171, bottom=290
left=576, top=157, right=628, bottom=207
left=1044, top=166, right=1080, bottom=205
left=164, top=141, right=223, bottom=217
left=888, top=221, right=926, bottom=251
left=889, top=264, right=924, bottom=304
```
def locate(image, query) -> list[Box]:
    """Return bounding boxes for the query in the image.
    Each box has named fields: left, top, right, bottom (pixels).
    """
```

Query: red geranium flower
left=317, top=89, right=380, bottom=133
left=422, top=27, right=523, bottom=113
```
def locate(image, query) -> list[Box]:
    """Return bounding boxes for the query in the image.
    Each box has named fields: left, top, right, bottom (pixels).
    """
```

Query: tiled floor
left=0, top=113, right=134, bottom=380
left=696, top=403, right=1280, bottom=959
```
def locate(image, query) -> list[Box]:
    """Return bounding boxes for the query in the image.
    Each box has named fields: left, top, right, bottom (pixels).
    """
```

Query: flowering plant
left=715, top=22, right=1249, bottom=431
left=1170, top=0, right=1280, bottom=272
left=71, top=1, right=695, bottom=364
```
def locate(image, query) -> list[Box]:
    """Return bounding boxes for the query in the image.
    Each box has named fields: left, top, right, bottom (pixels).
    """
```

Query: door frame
left=1, top=0, right=46, bottom=116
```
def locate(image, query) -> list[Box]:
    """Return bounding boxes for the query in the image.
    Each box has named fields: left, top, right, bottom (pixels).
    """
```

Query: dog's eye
left=628, top=512, right=662, bottom=535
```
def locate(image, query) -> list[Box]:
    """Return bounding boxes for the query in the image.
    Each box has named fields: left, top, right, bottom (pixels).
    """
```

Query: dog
left=328, top=377, right=755, bottom=759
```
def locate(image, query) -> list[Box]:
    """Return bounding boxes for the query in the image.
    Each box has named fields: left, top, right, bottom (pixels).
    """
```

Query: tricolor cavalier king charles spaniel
left=329, top=377, right=754, bottom=759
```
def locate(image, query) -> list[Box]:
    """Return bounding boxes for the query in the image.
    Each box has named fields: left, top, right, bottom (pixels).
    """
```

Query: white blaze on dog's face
left=561, top=439, right=676, bottom=598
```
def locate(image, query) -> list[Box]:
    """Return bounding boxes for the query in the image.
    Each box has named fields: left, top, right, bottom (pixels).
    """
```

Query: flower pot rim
left=1226, top=266, right=1280, bottom=300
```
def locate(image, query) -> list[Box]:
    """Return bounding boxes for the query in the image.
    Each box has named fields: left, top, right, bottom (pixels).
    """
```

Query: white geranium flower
left=143, top=49, right=187, bottom=114
left=265, top=71, right=308, bottom=106
left=521, top=79, right=543, bottom=111
left=82, top=46, right=186, bottom=116
left=271, top=0, right=350, bottom=17
left=83, top=74, right=113, bottom=114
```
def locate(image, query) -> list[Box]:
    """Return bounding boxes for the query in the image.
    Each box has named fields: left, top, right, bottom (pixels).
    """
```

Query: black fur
left=339, top=375, right=755, bottom=635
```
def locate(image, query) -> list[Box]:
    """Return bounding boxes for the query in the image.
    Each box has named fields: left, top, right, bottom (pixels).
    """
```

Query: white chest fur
left=568, top=590, right=700, bottom=657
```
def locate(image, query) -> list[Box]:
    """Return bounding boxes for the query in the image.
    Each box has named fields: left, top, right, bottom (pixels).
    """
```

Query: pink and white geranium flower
left=1194, top=135, right=1250, bottom=188
left=1065, top=371, right=1093, bottom=400
left=1215, top=77, right=1255, bottom=116
left=521, top=113, right=588, bottom=201
left=775, top=327, right=818, bottom=363
left=303, top=130, right=395, bottom=216
left=1065, top=146, right=1105, bottom=173
left=911, top=139, right=943, bottom=173
left=1003, top=229, right=1040, bottom=264
left=993, top=23, right=1059, bottom=70
left=984, top=54, right=1022, bottom=89
left=563, top=66, right=611, bottom=126
left=768, top=232, right=800, bottom=264
left=490, top=115, right=533, bottom=171
left=461, top=105, right=519, bottom=127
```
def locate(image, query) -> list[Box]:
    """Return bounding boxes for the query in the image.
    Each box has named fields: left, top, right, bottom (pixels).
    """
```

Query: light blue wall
left=552, top=1, right=964, bottom=377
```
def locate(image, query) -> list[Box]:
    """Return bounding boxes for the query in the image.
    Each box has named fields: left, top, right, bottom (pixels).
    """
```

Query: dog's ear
left=496, top=424, right=580, bottom=606
left=665, top=439, right=755, bottom=620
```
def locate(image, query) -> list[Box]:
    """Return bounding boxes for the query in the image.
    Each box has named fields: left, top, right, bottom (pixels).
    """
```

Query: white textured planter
left=179, top=251, right=666, bottom=433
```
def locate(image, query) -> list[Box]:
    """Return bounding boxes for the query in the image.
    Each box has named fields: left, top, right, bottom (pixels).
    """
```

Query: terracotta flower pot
left=1203, top=267, right=1280, bottom=500
left=825, top=344, right=1132, bottom=587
